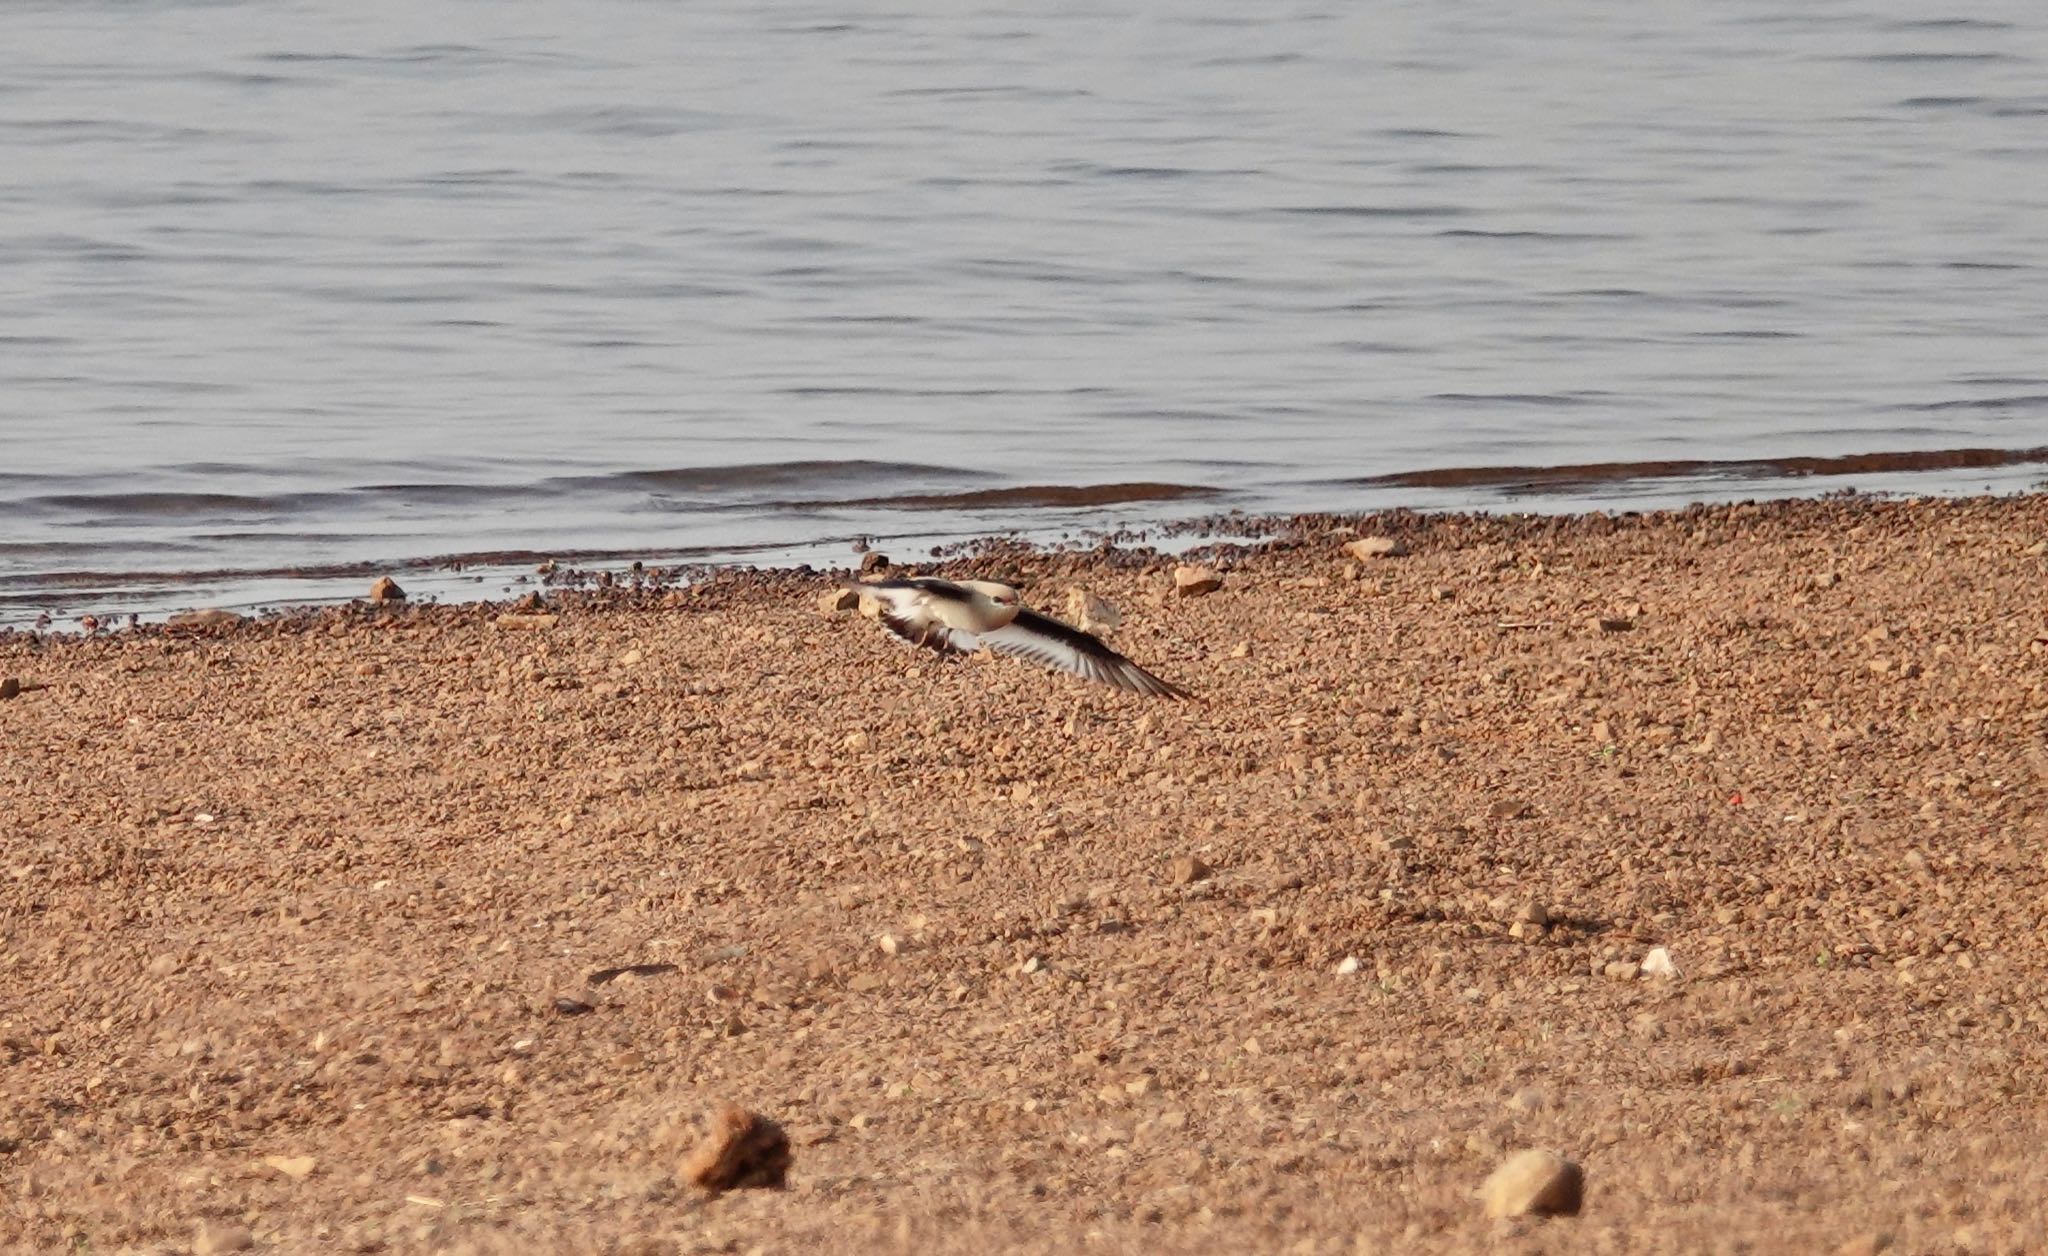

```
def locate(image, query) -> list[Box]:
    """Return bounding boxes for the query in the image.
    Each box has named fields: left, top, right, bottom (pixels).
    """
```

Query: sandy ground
left=4, top=494, right=2047, bottom=1255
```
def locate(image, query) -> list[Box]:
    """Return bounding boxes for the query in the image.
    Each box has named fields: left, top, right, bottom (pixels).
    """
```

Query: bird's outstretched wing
left=978, top=608, right=1192, bottom=699
left=847, top=579, right=981, bottom=655
left=878, top=610, right=978, bottom=656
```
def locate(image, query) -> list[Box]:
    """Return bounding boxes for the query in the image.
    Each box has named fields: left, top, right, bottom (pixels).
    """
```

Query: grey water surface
left=4, top=1, right=2048, bottom=620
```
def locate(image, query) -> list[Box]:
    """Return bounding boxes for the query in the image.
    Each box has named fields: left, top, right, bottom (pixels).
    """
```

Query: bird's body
left=842, top=576, right=1191, bottom=699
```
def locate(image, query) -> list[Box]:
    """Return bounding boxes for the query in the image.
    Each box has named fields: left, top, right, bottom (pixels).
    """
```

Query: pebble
left=1166, top=855, right=1213, bottom=885
left=818, top=587, right=860, bottom=615
left=1067, top=588, right=1122, bottom=633
left=1641, top=946, right=1679, bottom=979
left=1479, top=1148, right=1584, bottom=1218
left=1603, top=960, right=1641, bottom=982
left=553, top=997, right=594, bottom=1016
left=1593, top=616, right=1634, bottom=633
left=1335, top=956, right=1362, bottom=975
left=0, top=677, right=18, bottom=701
left=368, top=576, right=406, bottom=603
left=262, top=1154, right=316, bottom=1180
left=1506, top=1088, right=1547, bottom=1114
left=166, top=608, right=245, bottom=630
left=681, top=1104, right=791, bottom=1193
left=1172, top=565, right=1222, bottom=597
left=192, top=1223, right=255, bottom=1254
left=1344, top=536, right=1407, bottom=560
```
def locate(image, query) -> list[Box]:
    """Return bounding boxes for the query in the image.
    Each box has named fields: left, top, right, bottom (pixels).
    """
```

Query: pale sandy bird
left=841, top=577, right=1191, bottom=699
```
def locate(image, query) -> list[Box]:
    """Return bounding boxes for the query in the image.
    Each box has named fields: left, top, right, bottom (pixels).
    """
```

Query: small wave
left=1427, top=393, right=1597, bottom=408
left=1346, top=446, right=2048, bottom=492
left=553, top=460, right=992, bottom=495
left=1437, top=229, right=1622, bottom=242
left=1275, top=204, right=1470, bottom=219
left=841, top=483, right=1222, bottom=511
left=1895, top=394, right=2048, bottom=413
left=1847, top=51, right=2018, bottom=64
left=22, top=491, right=305, bottom=518
left=1898, top=96, right=1987, bottom=109
left=353, top=481, right=537, bottom=504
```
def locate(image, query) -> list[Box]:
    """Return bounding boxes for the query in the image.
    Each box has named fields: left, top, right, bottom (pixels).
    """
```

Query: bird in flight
left=841, top=577, right=1192, bottom=699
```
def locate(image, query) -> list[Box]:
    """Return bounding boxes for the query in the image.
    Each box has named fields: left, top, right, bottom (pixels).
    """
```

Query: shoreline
left=7, top=485, right=2048, bottom=636
left=4, top=490, right=2047, bottom=1251
left=5, top=444, right=2046, bottom=628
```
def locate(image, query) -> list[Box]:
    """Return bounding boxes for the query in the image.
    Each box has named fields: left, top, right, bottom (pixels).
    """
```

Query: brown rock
left=492, top=613, right=559, bottom=631
left=1173, top=565, right=1222, bottom=597
left=166, top=608, right=245, bottom=630
left=1593, top=616, right=1633, bottom=633
left=1480, top=1148, right=1583, bottom=1218
left=0, top=677, right=19, bottom=701
left=262, top=1153, right=316, bottom=1180
left=818, top=587, right=860, bottom=614
left=859, top=551, right=890, bottom=573
left=192, top=1222, right=255, bottom=1254
left=1067, top=587, right=1122, bottom=633
left=1834, top=1233, right=1893, bottom=1256
left=1344, top=536, right=1408, bottom=560
left=1167, top=855, right=1213, bottom=885
left=368, top=576, right=405, bottom=602
left=681, top=1104, right=792, bottom=1193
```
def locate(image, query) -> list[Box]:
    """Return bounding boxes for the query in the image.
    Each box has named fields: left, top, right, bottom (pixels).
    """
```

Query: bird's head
left=961, top=580, right=1022, bottom=610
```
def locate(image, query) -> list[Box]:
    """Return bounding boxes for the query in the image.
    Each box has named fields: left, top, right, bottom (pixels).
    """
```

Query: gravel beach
left=5, top=493, right=2047, bottom=1254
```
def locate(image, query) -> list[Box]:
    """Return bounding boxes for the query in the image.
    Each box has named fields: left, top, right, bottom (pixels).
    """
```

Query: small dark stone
left=587, top=962, right=680, bottom=986
left=553, top=997, right=595, bottom=1016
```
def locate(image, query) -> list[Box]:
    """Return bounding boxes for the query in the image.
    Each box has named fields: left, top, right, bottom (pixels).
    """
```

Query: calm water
left=5, top=1, right=2048, bottom=620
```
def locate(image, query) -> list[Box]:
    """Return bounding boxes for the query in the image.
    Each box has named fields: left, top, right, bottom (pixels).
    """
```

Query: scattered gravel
left=3, top=494, right=2047, bottom=1252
